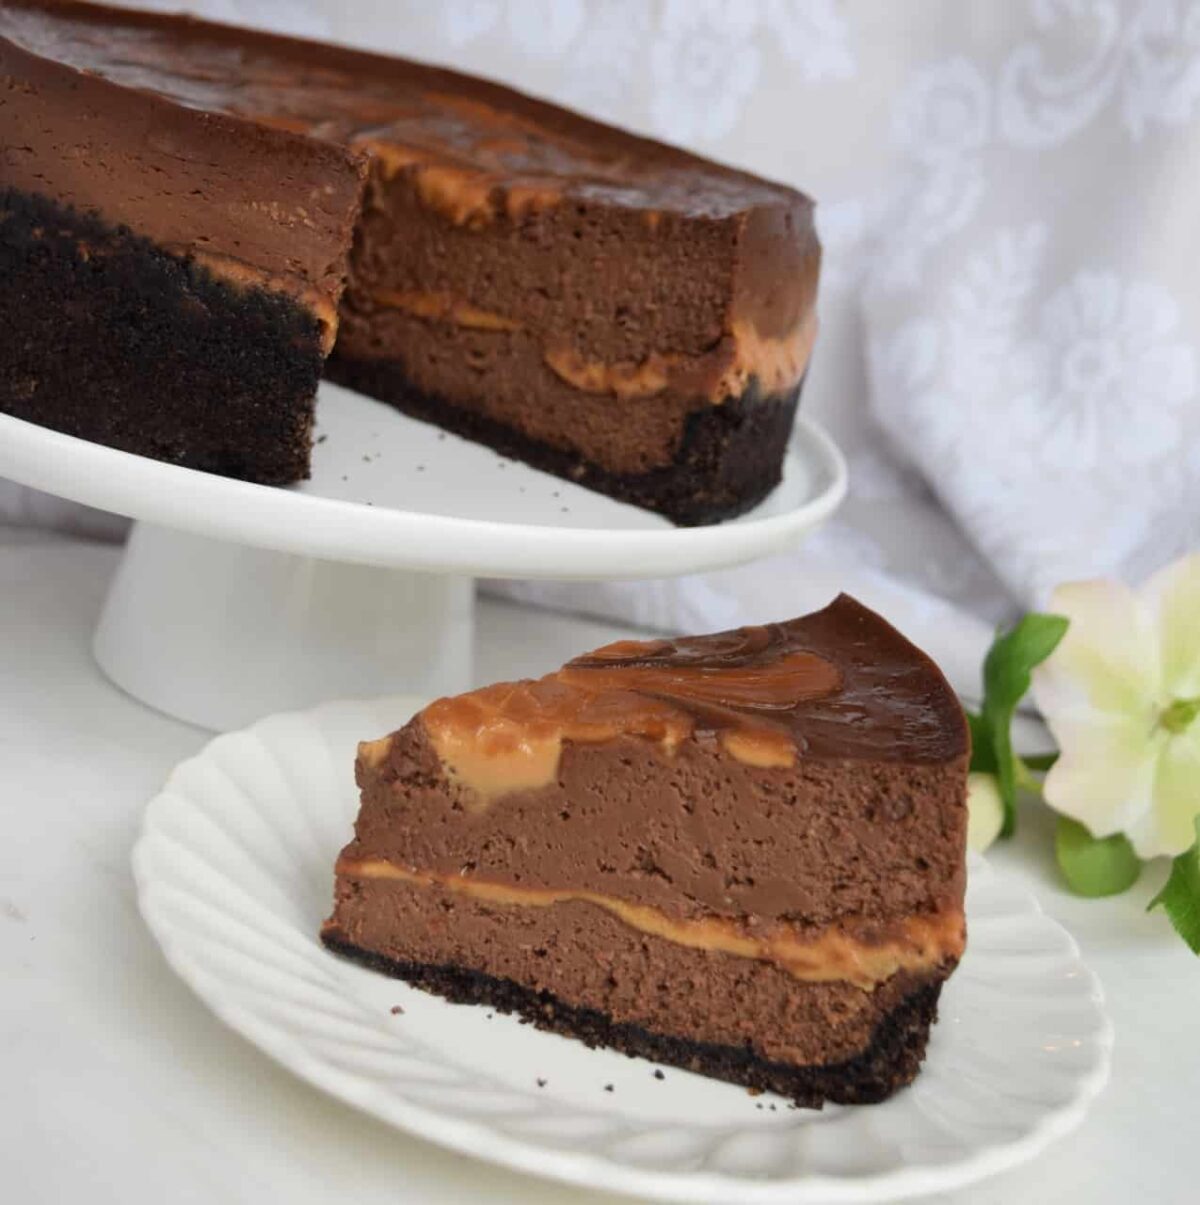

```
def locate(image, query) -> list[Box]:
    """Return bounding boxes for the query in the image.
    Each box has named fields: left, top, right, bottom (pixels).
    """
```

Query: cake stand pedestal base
left=93, top=523, right=473, bottom=731
left=0, top=389, right=846, bottom=732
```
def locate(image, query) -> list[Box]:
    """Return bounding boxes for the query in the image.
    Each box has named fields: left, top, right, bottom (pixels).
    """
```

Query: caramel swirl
left=417, top=625, right=842, bottom=805
left=413, top=163, right=496, bottom=228
left=418, top=679, right=692, bottom=807
left=368, top=288, right=520, bottom=331
left=543, top=347, right=675, bottom=400
left=543, top=313, right=816, bottom=404
left=166, top=245, right=340, bottom=353
left=563, top=641, right=840, bottom=711
left=720, top=312, right=817, bottom=399
left=336, top=857, right=965, bottom=990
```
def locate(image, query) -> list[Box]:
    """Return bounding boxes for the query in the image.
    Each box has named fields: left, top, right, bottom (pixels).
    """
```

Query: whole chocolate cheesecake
left=0, top=0, right=820, bottom=523
left=322, top=596, right=969, bottom=1106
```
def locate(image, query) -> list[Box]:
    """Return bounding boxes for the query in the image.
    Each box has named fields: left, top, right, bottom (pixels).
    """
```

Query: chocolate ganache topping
left=405, top=596, right=967, bottom=805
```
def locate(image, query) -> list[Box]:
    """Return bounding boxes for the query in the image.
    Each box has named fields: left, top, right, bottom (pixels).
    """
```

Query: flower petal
left=1139, top=551, right=1200, bottom=699
left=1136, top=729, right=1200, bottom=859
left=1042, top=713, right=1165, bottom=840
left=966, top=771, right=1004, bottom=853
left=1033, top=578, right=1160, bottom=721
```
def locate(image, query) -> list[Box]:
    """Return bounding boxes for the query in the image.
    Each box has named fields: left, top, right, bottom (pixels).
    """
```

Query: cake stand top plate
left=0, top=382, right=845, bottom=579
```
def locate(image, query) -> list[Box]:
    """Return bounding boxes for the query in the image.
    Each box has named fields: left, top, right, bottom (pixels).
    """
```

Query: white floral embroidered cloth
left=5, top=0, right=1198, bottom=636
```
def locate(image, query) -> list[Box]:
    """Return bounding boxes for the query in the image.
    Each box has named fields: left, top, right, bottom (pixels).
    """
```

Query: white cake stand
left=0, top=382, right=846, bottom=730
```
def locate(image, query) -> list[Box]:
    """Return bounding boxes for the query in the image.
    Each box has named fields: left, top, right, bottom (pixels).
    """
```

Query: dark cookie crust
left=326, top=354, right=803, bottom=526
left=322, top=932, right=941, bottom=1107
left=0, top=189, right=323, bottom=483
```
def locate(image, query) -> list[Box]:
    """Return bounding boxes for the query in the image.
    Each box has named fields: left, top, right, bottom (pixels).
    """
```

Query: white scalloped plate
left=133, top=697, right=1112, bottom=1203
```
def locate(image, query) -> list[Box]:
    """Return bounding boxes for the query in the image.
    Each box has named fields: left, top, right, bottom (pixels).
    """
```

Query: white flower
left=650, top=0, right=760, bottom=145
left=1021, top=272, right=1196, bottom=469
left=966, top=772, right=1004, bottom=853
left=1032, top=553, right=1200, bottom=859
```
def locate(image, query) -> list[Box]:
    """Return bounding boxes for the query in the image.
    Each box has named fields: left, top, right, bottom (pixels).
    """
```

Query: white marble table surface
left=1, top=537, right=1195, bottom=1204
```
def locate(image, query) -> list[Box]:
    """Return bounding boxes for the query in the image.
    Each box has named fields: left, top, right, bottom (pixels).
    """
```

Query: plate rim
left=132, top=696, right=1114, bottom=1204
left=0, top=399, right=847, bottom=579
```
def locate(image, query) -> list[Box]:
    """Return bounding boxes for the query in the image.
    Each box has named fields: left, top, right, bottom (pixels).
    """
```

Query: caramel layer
left=166, top=245, right=340, bottom=353
left=417, top=641, right=842, bottom=804
left=416, top=682, right=692, bottom=808
left=544, top=312, right=816, bottom=402
left=504, top=183, right=562, bottom=221
left=336, top=857, right=965, bottom=990
left=413, top=163, right=496, bottom=229
left=357, top=140, right=427, bottom=178
left=720, top=728, right=795, bottom=768
left=544, top=346, right=675, bottom=401
left=369, top=288, right=520, bottom=331
left=364, top=282, right=815, bottom=403
left=362, top=139, right=563, bottom=228
left=356, top=144, right=497, bottom=226
left=720, top=312, right=818, bottom=399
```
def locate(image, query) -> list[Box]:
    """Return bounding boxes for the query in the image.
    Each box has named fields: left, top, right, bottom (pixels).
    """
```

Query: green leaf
left=1055, top=816, right=1141, bottom=897
left=1148, top=818, right=1200, bottom=954
left=981, top=613, right=1070, bottom=837
left=1022, top=751, right=1060, bottom=773
left=966, top=710, right=997, bottom=774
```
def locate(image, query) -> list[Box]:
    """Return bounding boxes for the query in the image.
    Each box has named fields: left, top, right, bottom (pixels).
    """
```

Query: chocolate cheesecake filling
left=331, top=856, right=965, bottom=990
left=363, top=287, right=817, bottom=406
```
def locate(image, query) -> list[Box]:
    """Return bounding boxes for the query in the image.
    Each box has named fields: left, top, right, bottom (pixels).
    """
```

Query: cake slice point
left=322, top=595, right=969, bottom=1107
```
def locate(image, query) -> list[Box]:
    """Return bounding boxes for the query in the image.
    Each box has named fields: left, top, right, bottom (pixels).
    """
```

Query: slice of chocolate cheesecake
left=1, top=0, right=819, bottom=522
left=322, top=596, right=969, bottom=1106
